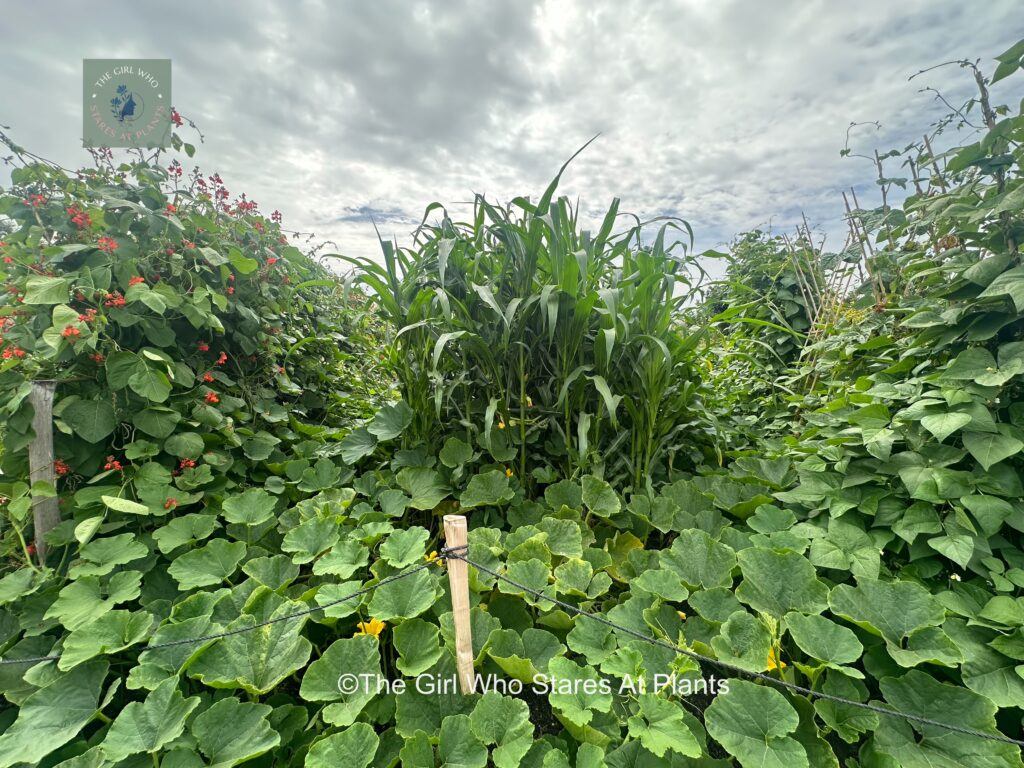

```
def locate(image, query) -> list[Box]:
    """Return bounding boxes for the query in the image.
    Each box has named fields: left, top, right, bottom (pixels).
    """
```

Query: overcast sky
left=2, top=0, right=1022, bottom=269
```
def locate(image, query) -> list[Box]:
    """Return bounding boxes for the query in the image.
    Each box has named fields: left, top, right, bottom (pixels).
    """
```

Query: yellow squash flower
left=354, top=618, right=386, bottom=639
left=497, top=419, right=506, bottom=430
left=424, top=550, right=442, bottom=566
left=505, top=467, right=513, bottom=478
left=677, top=610, right=687, bottom=620
left=766, top=647, right=786, bottom=671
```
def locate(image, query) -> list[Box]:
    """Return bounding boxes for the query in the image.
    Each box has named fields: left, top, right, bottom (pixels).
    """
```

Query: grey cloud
left=2, top=0, right=1023, bottom=266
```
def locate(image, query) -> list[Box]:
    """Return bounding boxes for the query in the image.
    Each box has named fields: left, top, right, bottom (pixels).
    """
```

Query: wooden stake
left=443, top=514, right=475, bottom=695
left=28, top=380, right=59, bottom=565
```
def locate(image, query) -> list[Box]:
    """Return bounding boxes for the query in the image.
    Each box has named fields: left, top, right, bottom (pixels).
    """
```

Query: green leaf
left=100, top=677, right=200, bottom=760
left=626, top=694, right=702, bottom=758
left=660, top=529, right=736, bottom=589
left=70, top=533, right=148, bottom=578
left=367, top=400, right=413, bottom=441
left=469, top=692, right=533, bottom=768
left=460, top=470, right=514, bottom=509
left=128, top=365, right=173, bottom=402
left=632, top=568, right=689, bottom=601
left=152, top=513, right=218, bottom=554
left=440, top=437, right=473, bottom=468
left=380, top=526, right=430, bottom=568
left=873, top=669, right=1018, bottom=766
left=59, top=609, right=153, bottom=670
left=306, top=723, right=380, bottom=768
left=133, top=407, right=181, bottom=438
left=704, top=679, right=808, bottom=768
left=168, top=538, right=246, bottom=590
left=63, top=399, right=117, bottom=443
left=44, top=572, right=142, bottom=631
left=486, top=628, right=565, bottom=682
left=24, top=275, right=69, bottom=304
left=191, top=698, right=280, bottom=768
left=736, top=547, right=829, bottom=616
left=367, top=567, right=440, bottom=621
left=221, top=488, right=277, bottom=526
left=339, top=427, right=377, bottom=464
left=300, top=636, right=381, bottom=726
left=100, top=494, right=150, bottom=516
left=710, top=610, right=773, bottom=672
left=785, top=612, right=863, bottom=667
left=394, top=618, right=444, bottom=676
left=228, top=246, right=259, bottom=275
left=0, top=660, right=108, bottom=767
left=920, top=412, right=972, bottom=442
left=105, top=350, right=144, bottom=389
left=188, top=593, right=312, bottom=696
left=163, top=432, right=205, bottom=458
left=283, top=518, right=340, bottom=564
left=582, top=474, right=620, bottom=518
left=978, top=265, right=1024, bottom=311
left=963, top=430, right=1024, bottom=470
left=397, top=467, right=449, bottom=510
left=546, top=655, right=612, bottom=728
left=438, top=714, right=488, bottom=768
left=828, top=579, right=945, bottom=646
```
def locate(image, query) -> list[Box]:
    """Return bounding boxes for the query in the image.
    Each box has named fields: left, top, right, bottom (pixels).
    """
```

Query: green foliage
left=339, top=157, right=716, bottom=490
left=1, top=38, right=1024, bottom=768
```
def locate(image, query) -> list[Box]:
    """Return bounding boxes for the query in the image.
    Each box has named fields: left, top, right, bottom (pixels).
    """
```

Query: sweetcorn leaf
left=100, top=677, right=200, bottom=760
left=0, top=660, right=108, bottom=767
left=704, top=680, right=809, bottom=768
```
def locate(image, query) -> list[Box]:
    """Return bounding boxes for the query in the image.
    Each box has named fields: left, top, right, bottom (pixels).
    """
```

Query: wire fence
left=0, top=542, right=1021, bottom=750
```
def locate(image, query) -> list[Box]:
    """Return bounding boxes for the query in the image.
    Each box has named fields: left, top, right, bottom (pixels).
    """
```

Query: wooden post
left=443, top=514, right=475, bottom=695
left=28, top=380, right=59, bottom=565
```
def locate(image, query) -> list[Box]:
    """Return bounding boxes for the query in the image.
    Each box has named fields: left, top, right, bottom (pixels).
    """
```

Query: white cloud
left=2, top=0, right=1022, bottom=273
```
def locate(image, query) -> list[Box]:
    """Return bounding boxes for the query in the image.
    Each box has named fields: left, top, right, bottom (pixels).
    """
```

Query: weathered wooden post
left=28, top=380, right=59, bottom=565
left=443, top=514, right=475, bottom=694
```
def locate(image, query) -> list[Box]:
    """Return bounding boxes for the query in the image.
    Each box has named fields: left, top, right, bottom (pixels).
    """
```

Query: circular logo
left=110, top=84, right=145, bottom=125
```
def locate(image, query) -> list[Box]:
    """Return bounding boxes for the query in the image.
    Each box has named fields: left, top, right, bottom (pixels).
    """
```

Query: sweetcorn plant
left=340, top=156, right=716, bottom=492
